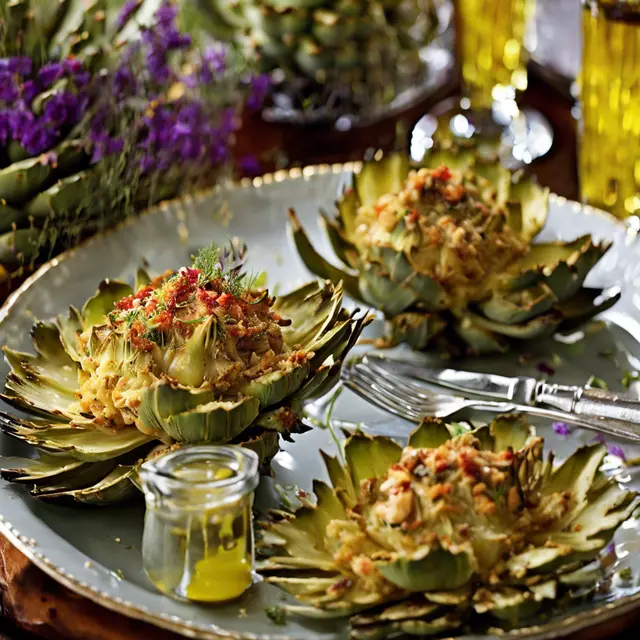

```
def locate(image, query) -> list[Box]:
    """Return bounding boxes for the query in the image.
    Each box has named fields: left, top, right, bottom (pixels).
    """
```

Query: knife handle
left=535, top=382, right=640, bottom=424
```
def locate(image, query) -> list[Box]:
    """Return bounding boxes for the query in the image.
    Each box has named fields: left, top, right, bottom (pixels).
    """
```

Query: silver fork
left=341, top=358, right=640, bottom=442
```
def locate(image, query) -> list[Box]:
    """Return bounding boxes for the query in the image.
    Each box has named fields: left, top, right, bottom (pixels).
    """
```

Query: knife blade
left=363, top=354, right=538, bottom=404
left=365, top=354, right=640, bottom=425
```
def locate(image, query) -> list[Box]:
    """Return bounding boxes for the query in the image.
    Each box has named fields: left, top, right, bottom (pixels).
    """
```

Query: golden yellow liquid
left=456, top=0, right=533, bottom=108
left=144, top=462, right=254, bottom=603
left=580, top=1, right=640, bottom=219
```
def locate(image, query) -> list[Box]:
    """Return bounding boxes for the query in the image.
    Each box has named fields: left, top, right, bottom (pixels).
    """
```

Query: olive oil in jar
left=456, top=0, right=534, bottom=108
left=139, top=446, right=259, bottom=603
left=580, top=1, right=640, bottom=218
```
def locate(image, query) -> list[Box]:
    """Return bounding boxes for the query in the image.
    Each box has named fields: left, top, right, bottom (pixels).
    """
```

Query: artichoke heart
left=259, top=416, right=637, bottom=637
left=289, top=150, right=619, bottom=354
left=0, top=242, right=371, bottom=504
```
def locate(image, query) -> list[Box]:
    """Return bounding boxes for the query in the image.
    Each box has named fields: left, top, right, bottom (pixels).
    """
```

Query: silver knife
left=365, top=354, right=640, bottom=425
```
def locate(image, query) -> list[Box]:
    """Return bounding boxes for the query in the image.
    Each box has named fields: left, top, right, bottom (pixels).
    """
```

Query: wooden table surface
left=0, top=70, right=638, bottom=639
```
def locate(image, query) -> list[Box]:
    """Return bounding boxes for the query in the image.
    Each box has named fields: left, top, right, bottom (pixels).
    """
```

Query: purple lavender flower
left=8, top=108, right=35, bottom=140
left=113, top=66, right=137, bottom=97
left=21, top=122, right=56, bottom=154
left=20, top=80, right=38, bottom=104
left=0, top=56, right=32, bottom=75
left=117, top=0, right=141, bottom=30
left=247, top=73, right=270, bottom=111
left=38, top=62, right=65, bottom=89
left=154, top=3, right=179, bottom=28
left=43, top=92, right=76, bottom=126
left=0, top=71, right=18, bottom=103
left=608, top=445, right=626, bottom=461
left=146, top=51, right=171, bottom=85
left=199, top=45, right=227, bottom=84
left=552, top=422, right=572, bottom=437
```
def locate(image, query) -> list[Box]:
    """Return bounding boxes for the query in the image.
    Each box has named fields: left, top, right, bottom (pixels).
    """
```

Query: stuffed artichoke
left=0, top=242, right=370, bottom=504
left=259, top=416, right=637, bottom=638
left=289, top=151, right=619, bottom=354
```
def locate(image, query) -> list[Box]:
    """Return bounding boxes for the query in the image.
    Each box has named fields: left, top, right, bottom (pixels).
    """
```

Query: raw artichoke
left=289, top=150, right=620, bottom=355
left=188, top=0, right=438, bottom=119
left=259, top=415, right=637, bottom=638
left=0, top=242, right=371, bottom=504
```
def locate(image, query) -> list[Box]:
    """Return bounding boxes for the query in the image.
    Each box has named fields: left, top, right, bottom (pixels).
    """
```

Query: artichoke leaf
left=56, top=305, right=84, bottom=362
left=0, top=156, right=52, bottom=205
left=4, top=346, right=79, bottom=394
left=489, top=414, right=533, bottom=452
left=355, top=153, right=410, bottom=208
left=558, top=287, right=621, bottom=330
left=81, top=279, right=134, bottom=328
left=163, top=396, right=260, bottom=443
left=478, top=283, right=557, bottom=325
left=30, top=321, right=76, bottom=366
left=408, top=418, right=452, bottom=449
left=467, top=309, right=563, bottom=340
left=454, top=316, right=509, bottom=355
left=241, top=361, right=310, bottom=408
left=135, top=266, right=151, bottom=290
left=351, top=613, right=463, bottom=640
left=474, top=586, right=542, bottom=621
left=235, top=428, right=279, bottom=465
left=0, top=455, right=85, bottom=485
left=2, top=374, right=79, bottom=419
left=335, top=186, right=360, bottom=243
left=387, top=312, right=446, bottom=350
left=0, top=422, right=153, bottom=461
left=40, top=464, right=140, bottom=505
left=287, top=210, right=361, bottom=301
left=358, top=269, right=418, bottom=315
left=376, top=548, right=473, bottom=592
left=344, top=433, right=402, bottom=490
left=320, top=210, right=358, bottom=269
left=506, top=180, right=550, bottom=242
left=138, top=382, right=218, bottom=436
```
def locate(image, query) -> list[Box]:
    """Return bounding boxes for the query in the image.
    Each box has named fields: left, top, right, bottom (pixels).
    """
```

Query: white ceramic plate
left=1, top=166, right=640, bottom=640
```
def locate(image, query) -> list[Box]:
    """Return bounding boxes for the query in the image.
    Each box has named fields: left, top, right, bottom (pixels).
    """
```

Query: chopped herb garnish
left=621, top=370, right=640, bottom=389
left=617, top=567, right=632, bottom=582
left=598, top=348, right=616, bottom=359
left=587, top=375, right=609, bottom=390
left=265, top=605, right=287, bottom=625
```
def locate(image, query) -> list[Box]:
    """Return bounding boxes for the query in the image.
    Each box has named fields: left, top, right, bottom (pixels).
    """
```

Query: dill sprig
left=192, top=241, right=258, bottom=298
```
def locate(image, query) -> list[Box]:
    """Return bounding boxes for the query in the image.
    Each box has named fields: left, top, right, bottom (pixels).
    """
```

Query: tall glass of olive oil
left=413, top=0, right=553, bottom=166
left=456, top=0, right=533, bottom=110
left=580, top=1, right=640, bottom=219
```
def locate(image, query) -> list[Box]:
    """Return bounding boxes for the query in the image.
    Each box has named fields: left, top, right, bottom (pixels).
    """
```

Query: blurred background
left=0, top=0, right=638, bottom=293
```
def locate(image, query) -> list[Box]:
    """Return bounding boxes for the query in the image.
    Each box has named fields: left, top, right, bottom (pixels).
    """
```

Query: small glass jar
left=139, top=445, right=259, bottom=603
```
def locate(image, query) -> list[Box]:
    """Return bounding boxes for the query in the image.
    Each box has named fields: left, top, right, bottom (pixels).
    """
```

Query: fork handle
left=535, top=382, right=640, bottom=425
left=471, top=400, right=640, bottom=442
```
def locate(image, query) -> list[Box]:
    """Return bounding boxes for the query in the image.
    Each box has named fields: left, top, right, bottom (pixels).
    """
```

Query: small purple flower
left=43, top=92, right=75, bottom=125
left=0, top=71, right=18, bottom=102
left=8, top=108, right=35, bottom=140
left=107, top=137, right=124, bottom=155
left=0, top=56, right=32, bottom=75
left=199, top=45, right=227, bottom=84
left=552, top=422, right=572, bottom=437
left=146, top=51, right=171, bottom=85
left=117, top=0, right=141, bottom=30
left=247, top=73, right=270, bottom=111
left=20, top=80, right=38, bottom=104
left=154, top=3, right=179, bottom=28
left=608, top=445, right=626, bottom=461
left=62, top=57, right=83, bottom=75
left=72, top=71, right=90, bottom=87
left=38, top=62, right=64, bottom=89
left=113, top=66, right=137, bottom=97
left=21, top=122, right=56, bottom=154
left=536, top=361, right=555, bottom=376
left=239, top=154, right=261, bottom=177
